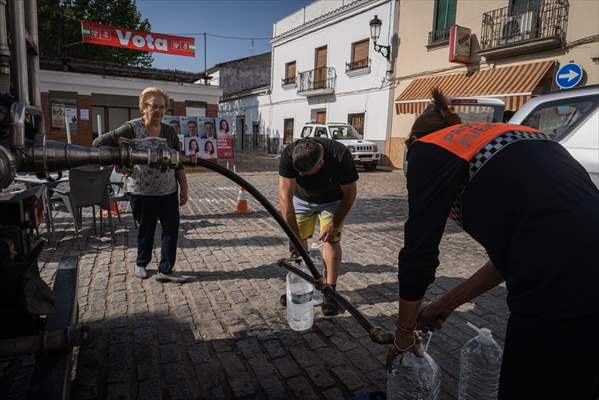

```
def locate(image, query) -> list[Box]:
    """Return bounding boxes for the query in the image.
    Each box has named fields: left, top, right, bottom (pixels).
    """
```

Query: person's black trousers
left=130, top=191, right=180, bottom=274
left=498, top=312, right=599, bottom=400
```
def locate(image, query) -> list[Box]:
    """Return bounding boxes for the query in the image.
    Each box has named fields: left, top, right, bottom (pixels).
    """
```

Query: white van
left=509, top=85, right=599, bottom=188
left=299, top=122, right=381, bottom=170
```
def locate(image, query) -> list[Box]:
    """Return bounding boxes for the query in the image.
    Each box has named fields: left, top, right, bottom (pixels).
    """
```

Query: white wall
left=270, top=0, right=395, bottom=147
left=219, top=90, right=274, bottom=141
left=41, top=70, right=222, bottom=104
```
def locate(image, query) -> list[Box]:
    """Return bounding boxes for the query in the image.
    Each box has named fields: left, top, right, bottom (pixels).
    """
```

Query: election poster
left=216, top=117, right=234, bottom=158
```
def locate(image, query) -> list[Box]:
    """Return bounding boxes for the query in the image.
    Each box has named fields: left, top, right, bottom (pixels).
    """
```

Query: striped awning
left=395, top=61, right=555, bottom=114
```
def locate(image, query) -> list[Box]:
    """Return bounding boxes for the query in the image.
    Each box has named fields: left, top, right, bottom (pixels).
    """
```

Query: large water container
left=309, top=242, right=324, bottom=306
left=286, top=262, right=314, bottom=331
left=458, top=323, right=503, bottom=400
left=387, top=341, right=441, bottom=400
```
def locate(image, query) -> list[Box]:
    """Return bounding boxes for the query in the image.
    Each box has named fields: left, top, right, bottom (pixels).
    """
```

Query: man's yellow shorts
left=293, top=196, right=344, bottom=243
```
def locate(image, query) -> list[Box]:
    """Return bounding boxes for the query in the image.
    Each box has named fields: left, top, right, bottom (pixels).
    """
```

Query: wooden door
left=316, top=111, right=326, bottom=124
left=314, top=46, right=327, bottom=89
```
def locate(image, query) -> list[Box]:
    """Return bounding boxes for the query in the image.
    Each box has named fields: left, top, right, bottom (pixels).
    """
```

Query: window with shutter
left=284, top=61, right=296, bottom=85
left=283, top=118, right=294, bottom=144
left=348, top=113, right=365, bottom=137
left=430, top=0, right=456, bottom=44
left=349, top=39, right=369, bottom=70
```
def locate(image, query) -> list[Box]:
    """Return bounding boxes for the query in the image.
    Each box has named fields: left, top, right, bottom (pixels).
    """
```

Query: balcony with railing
left=427, top=27, right=451, bottom=48
left=479, top=0, right=568, bottom=59
left=297, top=67, right=336, bottom=96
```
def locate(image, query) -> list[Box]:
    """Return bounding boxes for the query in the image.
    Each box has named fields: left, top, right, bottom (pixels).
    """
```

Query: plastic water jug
left=458, top=322, right=503, bottom=400
left=286, top=261, right=314, bottom=331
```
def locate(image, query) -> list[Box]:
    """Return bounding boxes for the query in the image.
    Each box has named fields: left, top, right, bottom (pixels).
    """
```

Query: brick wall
left=172, top=101, right=186, bottom=116
left=42, top=92, right=93, bottom=147
left=207, top=104, right=218, bottom=117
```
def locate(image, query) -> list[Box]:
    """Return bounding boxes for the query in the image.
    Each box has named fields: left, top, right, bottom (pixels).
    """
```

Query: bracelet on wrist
left=393, top=333, right=417, bottom=353
left=395, top=320, right=416, bottom=334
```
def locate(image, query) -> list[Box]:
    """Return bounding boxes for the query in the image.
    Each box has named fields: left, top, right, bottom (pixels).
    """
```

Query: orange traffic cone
left=102, top=200, right=119, bottom=217
left=234, top=187, right=249, bottom=214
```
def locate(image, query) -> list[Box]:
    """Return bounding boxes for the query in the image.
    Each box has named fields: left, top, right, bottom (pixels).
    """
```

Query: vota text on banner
left=81, top=20, right=196, bottom=57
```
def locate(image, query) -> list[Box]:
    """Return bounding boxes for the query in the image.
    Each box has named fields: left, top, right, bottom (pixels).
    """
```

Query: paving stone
left=332, top=365, right=365, bottom=391
left=286, top=376, right=320, bottom=400
left=273, top=356, right=300, bottom=378
left=38, top=167, right=502, bottom=400
left=305, top=364, right=337, bottom=388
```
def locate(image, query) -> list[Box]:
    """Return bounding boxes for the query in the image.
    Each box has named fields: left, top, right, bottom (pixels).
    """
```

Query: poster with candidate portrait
left=181, top=116, right=199, bottom=137
left=216, top=117, right=234, bottom=158
left=184, top=137, right=218, bottom=159
left=164, top=116, right=182, bottom=136
left=198, top=117, right=216, bottom=139
left=202, top=138, right=217, bottom=159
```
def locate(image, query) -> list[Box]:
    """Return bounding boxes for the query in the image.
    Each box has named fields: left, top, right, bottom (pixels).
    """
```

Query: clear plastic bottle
left=286, top=261, right=314, bottom=331
left=309, top=242, right=324, bottom=306
left=387, top=339, right=441, bottom=400
left=458, top=323, right=503, bottom=400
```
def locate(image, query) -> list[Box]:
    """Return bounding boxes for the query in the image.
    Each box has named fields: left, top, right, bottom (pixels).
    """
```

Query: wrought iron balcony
left=427, top=27, right=451, bottom=47
left=479, top=0, right=568, bottom=59
left=297, top=67, right=336, bottom=96
left=345, top=58, right=371, bottom=72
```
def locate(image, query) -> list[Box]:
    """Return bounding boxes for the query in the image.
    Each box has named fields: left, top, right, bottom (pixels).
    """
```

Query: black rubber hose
left=186, top=157, right=393, bottom=345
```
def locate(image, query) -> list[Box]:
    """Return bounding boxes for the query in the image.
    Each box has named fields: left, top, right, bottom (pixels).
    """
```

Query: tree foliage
left=38, top=0, right=154, bottom=67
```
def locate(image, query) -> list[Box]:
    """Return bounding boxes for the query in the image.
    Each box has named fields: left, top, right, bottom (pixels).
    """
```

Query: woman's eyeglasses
left=145, top=103, right=166, bottom=111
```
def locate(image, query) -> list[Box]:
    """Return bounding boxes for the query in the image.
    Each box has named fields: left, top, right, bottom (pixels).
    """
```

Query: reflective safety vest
left=417, top=123, right=544, bottom=161
left=416, top=123, right=548, bottom=227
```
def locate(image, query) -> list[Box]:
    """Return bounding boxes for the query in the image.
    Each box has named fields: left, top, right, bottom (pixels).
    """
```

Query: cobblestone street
left=38, top=157, right=509, bottom=400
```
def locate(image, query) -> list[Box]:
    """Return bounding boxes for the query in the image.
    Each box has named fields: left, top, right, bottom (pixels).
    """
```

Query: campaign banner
left=216, top=117, right=233, bottom=158
left=81, top=20, right=196, bottom=57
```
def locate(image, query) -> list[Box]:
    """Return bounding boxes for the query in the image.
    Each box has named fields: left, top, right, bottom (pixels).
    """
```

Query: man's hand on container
left=417, top=301, right=452, bottom=332
left=385, top=330, right=424, bottom=372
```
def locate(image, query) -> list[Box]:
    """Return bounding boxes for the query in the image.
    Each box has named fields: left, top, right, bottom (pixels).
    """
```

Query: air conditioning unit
left=500, top=10, right=539, bottom=45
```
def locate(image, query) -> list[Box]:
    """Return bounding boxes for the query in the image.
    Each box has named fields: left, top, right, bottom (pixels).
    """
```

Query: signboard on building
left=448, top=25, right=472, bottom=64
left=81, top=20, right=196, bottom=57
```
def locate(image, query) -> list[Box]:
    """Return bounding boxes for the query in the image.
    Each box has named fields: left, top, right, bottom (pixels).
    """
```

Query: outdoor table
left=14, top=173, right=69, bottom=243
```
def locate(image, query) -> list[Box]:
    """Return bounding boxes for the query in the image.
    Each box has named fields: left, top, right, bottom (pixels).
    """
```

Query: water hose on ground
left=184, top=156, right=393, bottom=345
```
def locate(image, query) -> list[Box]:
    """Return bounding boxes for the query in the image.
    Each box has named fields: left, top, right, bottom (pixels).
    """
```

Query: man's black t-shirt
left=279, top=137, right=359, bottom=203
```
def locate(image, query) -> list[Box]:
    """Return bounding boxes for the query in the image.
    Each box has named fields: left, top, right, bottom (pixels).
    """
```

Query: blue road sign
left=555, top=63, right=583, bottom=89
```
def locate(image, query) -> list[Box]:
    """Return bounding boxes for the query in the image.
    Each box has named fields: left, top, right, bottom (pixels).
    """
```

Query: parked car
left=403, top=97, right=506, bottom=174
left=299, top=122, right=381, bottom=170
left=509, top=85, right=599, bottom=188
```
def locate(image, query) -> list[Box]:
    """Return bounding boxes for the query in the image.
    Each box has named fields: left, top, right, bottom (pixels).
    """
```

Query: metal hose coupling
left=18, top=137, right=184, bottom=173
left=369, top=326, right=394, bottom=345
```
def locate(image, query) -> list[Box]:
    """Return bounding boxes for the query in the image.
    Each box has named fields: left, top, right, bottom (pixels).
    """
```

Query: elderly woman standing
left=93, top=87, right=189, bottom=283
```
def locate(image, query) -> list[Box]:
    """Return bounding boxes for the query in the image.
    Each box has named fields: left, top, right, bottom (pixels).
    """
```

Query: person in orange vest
left=387, top=89, right=599, bottom=399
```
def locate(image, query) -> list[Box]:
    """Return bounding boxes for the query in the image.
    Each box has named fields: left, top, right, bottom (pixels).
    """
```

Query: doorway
left=236, top=116, right=245, bottom=151
left=314, top=46, right=327, bottom=89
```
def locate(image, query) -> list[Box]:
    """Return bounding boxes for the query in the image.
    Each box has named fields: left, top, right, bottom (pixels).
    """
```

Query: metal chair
left=108, top=168, right=130, bottom=223
left=54, top=167, right=114, bottom=237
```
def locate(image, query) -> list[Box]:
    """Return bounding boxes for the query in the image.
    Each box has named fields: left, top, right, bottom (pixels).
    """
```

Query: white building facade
left=217, top=0, right=399, bottom=158
left=270, top=0, right=398, bottom=155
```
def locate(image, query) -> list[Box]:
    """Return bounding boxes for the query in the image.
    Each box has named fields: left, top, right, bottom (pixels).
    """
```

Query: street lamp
left=369, top=15, right=390, bottom=60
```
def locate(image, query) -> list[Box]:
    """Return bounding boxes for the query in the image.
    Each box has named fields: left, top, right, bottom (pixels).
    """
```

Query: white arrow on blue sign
left=555, top=63, right=583, bottom=89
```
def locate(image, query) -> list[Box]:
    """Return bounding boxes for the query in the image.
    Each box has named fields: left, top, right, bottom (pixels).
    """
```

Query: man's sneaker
left=135, top=267, right=148, bottom=279
left=321, top=292, right=341, bottom=316
left=155, top=272, right=191, bottom=284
